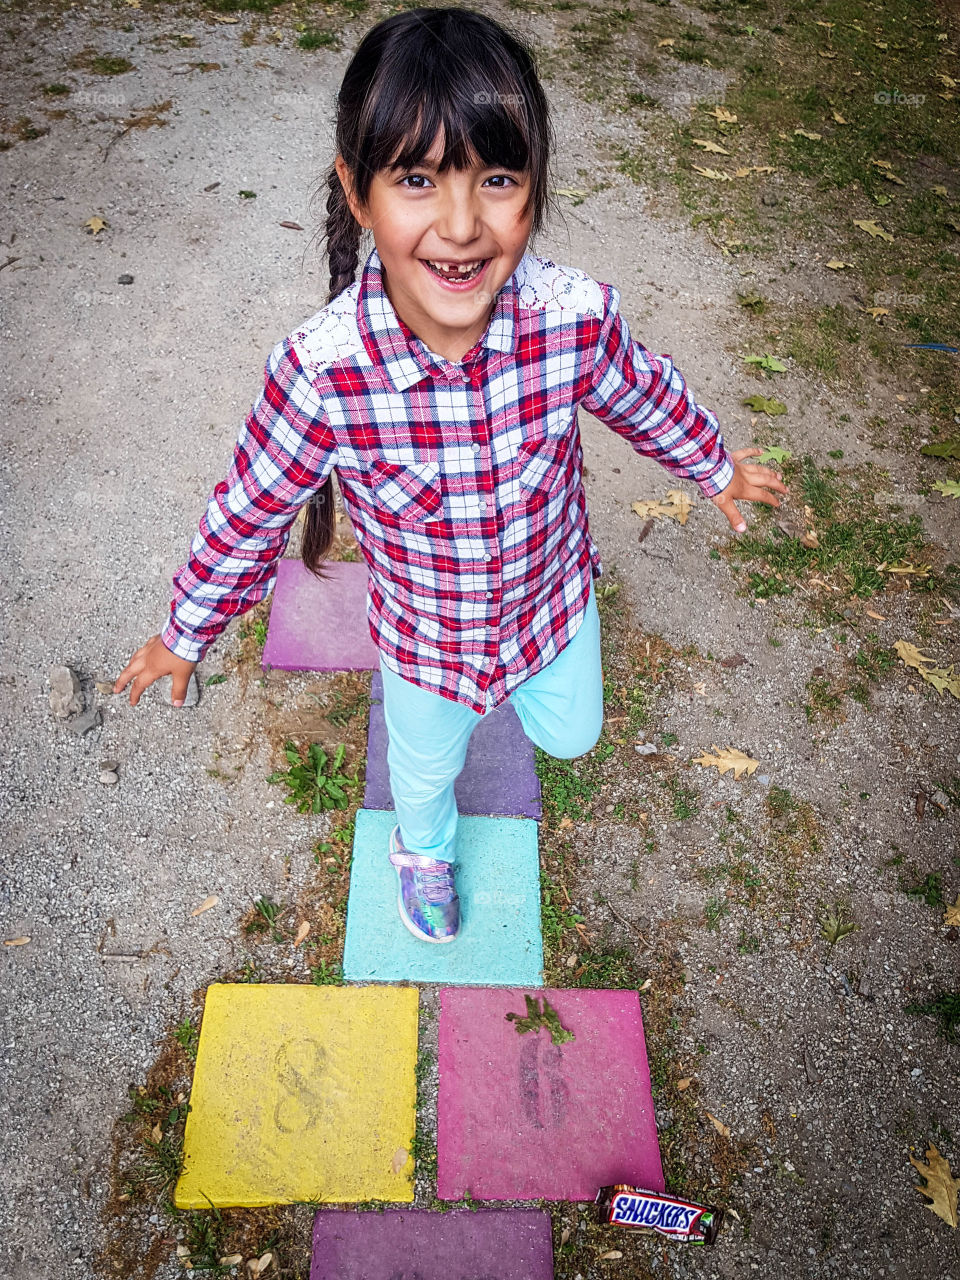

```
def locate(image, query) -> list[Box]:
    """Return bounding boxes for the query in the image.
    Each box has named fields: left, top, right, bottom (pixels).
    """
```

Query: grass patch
left=726, top=456, right=947, bottom=606
left=906, top=990, right=960, bottom=1045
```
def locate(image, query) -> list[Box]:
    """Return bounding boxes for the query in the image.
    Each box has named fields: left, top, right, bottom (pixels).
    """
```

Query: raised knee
left=538, top=715, right=603, bottom=761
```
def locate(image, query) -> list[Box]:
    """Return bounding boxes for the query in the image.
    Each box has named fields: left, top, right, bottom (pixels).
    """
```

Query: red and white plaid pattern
left=162, top=246, right=733, bottom=712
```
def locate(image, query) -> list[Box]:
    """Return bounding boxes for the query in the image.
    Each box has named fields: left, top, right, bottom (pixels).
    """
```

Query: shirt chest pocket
left=337, top=447, right=443, bottom=523
left=515, top=406, right=576, bottom=496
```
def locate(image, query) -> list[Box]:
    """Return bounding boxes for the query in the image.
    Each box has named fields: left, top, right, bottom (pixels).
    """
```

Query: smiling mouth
left=422, top=258, right=490, bottom=282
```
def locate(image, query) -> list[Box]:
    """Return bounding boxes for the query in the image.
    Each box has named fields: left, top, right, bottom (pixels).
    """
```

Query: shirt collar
left=357, top=245, right=518, bottom=392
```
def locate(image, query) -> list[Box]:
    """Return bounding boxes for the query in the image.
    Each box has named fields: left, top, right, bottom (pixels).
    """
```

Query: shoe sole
left=390, top=826, right=459, bottom=944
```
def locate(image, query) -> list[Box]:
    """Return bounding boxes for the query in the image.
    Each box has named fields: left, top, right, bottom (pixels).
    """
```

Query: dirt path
left=1, top=2, right=957, bottom=1278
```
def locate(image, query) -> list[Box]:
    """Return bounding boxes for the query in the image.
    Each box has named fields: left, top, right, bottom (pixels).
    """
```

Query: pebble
left=635, top=743, right=658, bottom=756
left=99, top=770, right=119, bottom=786
left=100, top=759, right=119, bottom=772
left=95, top=680, right=116, bottom=695
left=757, top=774, right=772, bottom=786
left=49, top=664, right=83, bottom=719
left=68, top=707, right=102, bottom=736
left=165, top=672, right=200, bottom=707
left=117, top=274, right=134, bottom=285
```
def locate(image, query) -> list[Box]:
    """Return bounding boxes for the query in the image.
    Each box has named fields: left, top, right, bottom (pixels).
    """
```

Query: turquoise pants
left=380, top=576, right=604, bottom=863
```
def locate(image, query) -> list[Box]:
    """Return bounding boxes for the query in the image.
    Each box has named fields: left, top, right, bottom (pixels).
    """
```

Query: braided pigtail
left=301, top=163, right=363, bottom=578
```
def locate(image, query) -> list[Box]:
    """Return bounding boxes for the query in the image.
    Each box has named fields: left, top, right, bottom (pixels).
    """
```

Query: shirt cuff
left=160, top=619, right=206, bottom=664
left=693, top=453, right=735, bottom=499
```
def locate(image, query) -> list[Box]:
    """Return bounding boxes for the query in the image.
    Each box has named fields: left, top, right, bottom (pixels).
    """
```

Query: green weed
left=266, top=741, right=358, bottom=815
left=173, top=1018, right=199, bottom=1062
left=905, top=990, right=960, bottom=1045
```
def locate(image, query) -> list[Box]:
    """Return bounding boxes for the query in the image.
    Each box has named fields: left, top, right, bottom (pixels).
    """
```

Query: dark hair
left=301, top=5, right=556, bottom=577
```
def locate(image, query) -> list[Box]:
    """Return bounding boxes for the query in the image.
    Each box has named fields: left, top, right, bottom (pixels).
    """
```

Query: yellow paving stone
left=174, top=984, right=419, bottom=1208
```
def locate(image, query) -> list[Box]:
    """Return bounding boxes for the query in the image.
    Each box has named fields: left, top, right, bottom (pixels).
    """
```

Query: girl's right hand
left=113, top=634, right=197, bottom=708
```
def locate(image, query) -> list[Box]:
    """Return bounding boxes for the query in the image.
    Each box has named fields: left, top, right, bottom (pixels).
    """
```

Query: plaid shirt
left=162, top=245, right=733, bottom=712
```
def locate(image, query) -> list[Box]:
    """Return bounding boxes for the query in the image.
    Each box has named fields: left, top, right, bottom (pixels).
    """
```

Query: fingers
left=739, top=464, right=789, bottom=497
left=713, top=492, right=747, bottom=533
left=730, top=446, right=766, bottom=464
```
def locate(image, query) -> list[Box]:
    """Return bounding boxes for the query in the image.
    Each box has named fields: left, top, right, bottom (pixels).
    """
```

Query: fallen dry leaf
left=853, top=218, right=894, bottom=242
left=3, top=936, right=30, bottom=947
left=692, top=165, right=732, bottom=181
left=631, top=489, right=692, bottom=525
left=219, top=1257, right=243, bottom=1268
left=85, top=216, right=108, bottom=235
left=638, top=977, right=653, bottom=992
left=826, top=259, right=854, bottom=270
left=894, top=641, right=960, bottom=700
left=910, top=1144, right=959, bottom=1228
left=705, top=1110, right=731, bottom=1138
left=692, top=138, right=731, bottom=155
left=151, top=1123, right=163, bottom=1143
left=693, top=745, right=760, bottom=780
left=294, top=920, right=310, bottom=947
left=599, top=1251, right=623, bottom=1260
left=191, top=895, right=219, bottom=917
left=794, top=128, right=822, bottom=140
left=391, top=1147, right=408, bottom=1174
left=693, top=680, right=707, bottom=695
left=944, top=896, right=960, bottom=927
left=864, top=609, right=885, bottom=620
left=676, top=1077, right=693, bottom=1091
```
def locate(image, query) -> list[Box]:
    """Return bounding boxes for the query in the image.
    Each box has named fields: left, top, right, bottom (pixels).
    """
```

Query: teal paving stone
left=343, top=809, right=544, bottom=986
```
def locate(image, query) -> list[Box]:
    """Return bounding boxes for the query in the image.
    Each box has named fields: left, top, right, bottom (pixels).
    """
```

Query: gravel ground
left=1, top=3, right=957, bottom=1278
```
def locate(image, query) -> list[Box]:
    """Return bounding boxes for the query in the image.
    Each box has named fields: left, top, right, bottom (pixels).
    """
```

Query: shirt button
left=483, top=553, right=492, bottom=562
left=472, top=443, right=481, bottom=453
left=485, top=591, right=493, bottom=599
left=478, top=500, right=487, bottom=511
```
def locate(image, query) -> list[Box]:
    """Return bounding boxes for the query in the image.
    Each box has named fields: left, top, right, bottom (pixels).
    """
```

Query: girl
left=115, top=6, right=786, bottom=946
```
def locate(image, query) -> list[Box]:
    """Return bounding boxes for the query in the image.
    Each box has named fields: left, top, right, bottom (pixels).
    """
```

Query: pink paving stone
left=437, top=987, right=664, bottom=1202
left=310, top=1209, right=554, bottom=1280
left=260, top=559, right=379, bottom=671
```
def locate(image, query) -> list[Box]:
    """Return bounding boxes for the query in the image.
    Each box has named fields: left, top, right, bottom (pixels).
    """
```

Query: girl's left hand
left=711, top=447, right=789, bottom=534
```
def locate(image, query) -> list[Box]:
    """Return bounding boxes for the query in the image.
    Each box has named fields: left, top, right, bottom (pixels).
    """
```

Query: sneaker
left=388, top=825, right=460, bottom=944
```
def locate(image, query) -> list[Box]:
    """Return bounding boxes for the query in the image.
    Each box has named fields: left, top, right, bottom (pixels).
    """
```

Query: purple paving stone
left=363, top=671, right=541, bottom=819
left=437, top=987, right=664, bottom=1202
left=310, top=1208, right=554, bottom=1280
left=261, top=559, right=379, bottom=672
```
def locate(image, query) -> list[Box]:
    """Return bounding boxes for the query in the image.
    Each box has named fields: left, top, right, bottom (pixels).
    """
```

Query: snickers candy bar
left=595, top=1185, right=723, bottom=1245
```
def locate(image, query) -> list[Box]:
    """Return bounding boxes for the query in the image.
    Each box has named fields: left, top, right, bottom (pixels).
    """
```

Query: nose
left=435, top=175, right=483, bottom=246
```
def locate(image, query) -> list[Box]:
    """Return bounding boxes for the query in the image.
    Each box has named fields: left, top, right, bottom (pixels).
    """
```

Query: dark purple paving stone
left=261, top=559, right=379, bottom=672
left=363, top=672, right=541, bottom=819
left=310, top=1208, right=554, bottom=1280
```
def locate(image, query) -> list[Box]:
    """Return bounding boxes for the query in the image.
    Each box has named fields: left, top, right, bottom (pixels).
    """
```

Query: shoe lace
left=416, top=863, right=455, bottom=904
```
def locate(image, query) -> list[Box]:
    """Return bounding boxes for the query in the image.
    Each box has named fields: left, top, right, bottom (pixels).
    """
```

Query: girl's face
left=336, top=133, right=534, bottom=363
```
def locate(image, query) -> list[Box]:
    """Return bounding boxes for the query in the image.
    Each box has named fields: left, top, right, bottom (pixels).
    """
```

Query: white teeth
left=426, top=259, right=483, bottom=275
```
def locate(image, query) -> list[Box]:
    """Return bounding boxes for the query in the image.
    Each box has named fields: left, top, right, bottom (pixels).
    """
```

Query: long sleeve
left=580, top=281, right=734, bottom=498
left=161, top=336, right=338, bottom=663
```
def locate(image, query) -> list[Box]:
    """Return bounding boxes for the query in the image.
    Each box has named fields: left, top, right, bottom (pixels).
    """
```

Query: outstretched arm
left=580, top=281, right=787, bottom=527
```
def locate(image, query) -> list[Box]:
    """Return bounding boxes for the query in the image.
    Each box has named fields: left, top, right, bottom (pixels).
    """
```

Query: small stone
left=165, top=672, right=200, bottom=707
left=757, top=774, right=772, bottom=786
left=566, top=953, right=578, bottom=968
left=49, top=665, right=83, bottom=718
left=117, top=273, right=134, bottom=285
left=635, top=742, right=658, bottom=756
left=95, top=680, right=116, bottom=695
left=99, top=769, right=119, bottom=786
left=100, top=759, right=119, bottom=772
left=68, top=707, right=102, bottom=735
left=761, top=192, right=778, bottom=206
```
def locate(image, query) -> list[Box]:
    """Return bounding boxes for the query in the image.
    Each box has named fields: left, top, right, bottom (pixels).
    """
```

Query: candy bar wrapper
left=595, top=1185, right=723, bottom=1245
